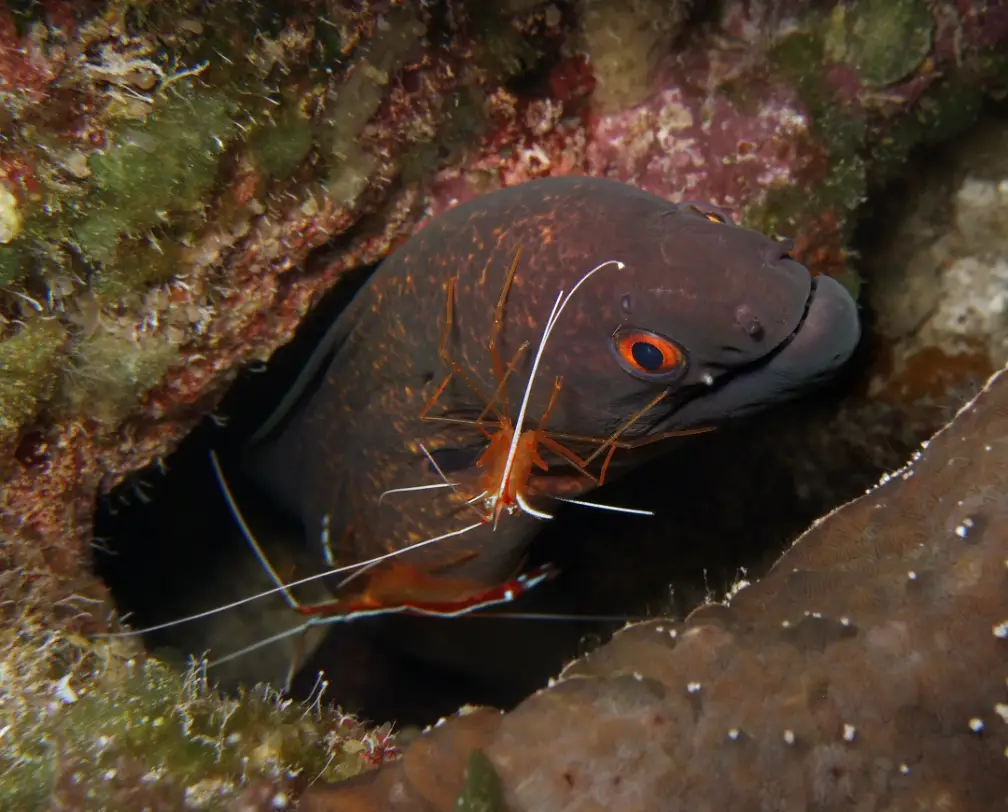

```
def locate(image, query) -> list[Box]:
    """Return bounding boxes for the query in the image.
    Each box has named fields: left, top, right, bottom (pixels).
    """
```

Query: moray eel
left=244, top=175, right=860, bottom=596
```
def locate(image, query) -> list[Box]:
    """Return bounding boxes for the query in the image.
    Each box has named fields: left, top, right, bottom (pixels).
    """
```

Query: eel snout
left=663, top=272, right=860, bottom=427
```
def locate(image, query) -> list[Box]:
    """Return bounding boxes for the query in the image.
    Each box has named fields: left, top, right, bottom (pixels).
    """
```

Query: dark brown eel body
left=244, top=176, right=860, bottom=597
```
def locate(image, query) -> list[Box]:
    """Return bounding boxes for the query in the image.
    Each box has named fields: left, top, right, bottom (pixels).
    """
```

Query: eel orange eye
left=612, top=327, right=687, bottom=379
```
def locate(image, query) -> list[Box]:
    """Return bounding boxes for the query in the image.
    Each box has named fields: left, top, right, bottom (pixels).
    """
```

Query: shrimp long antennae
left=95, top=452, right=485, bottom=639
left=493, top=260, right=625, bottom=527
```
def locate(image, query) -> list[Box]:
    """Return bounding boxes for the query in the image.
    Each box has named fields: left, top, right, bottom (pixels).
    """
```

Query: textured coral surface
left=300, top=363, right=1008, bottom=811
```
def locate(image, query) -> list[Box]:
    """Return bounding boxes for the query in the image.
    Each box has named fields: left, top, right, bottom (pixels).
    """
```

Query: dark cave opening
left=92, top=107, right=1008, bottom=727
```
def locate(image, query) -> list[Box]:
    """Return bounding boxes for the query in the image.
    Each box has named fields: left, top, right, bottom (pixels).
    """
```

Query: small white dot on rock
left=993, top=621, right=1008, bottom=639
left=899, top=763, right=910, bottom=775
left=633, top=672, right=644, bottom=681
left=840, top=616, right=851, bottom=626
left=103, top=769, right=117, bottom=781
left=783, top=730, right=795, bottom=745
left=728, top=728, right=740, bottom=740
left=843, top=724, right=856, bottom=742
left=994, top=703, right=1008, bottom=724
left=969, top=717, right=984, bottom=733
left=781, top=620, right=791, bottom=628
left=687, top=681, right=702, bottom=693
left=655, top=626, right=664, bottom=633
left=272, top=792, right=289, bottom=809
left=907, top=571, right=917, bottom=580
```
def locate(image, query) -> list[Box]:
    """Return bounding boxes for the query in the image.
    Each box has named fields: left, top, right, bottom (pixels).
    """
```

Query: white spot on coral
left=686, top=681, right=702, bottom=693
left=954, top=517, right=974, bottom=538
left=843, top=724, right=856, bottom=742
left=0, top=182, right=22, bottom=244
left=993, top=621, right=1008, bottom=639
left=103, top=769, right=117, bottom=781
left=633, top=672, right=644, bottom=681
left=783, top=730, right=795, bottom=745
left=272, top=792, right=290, bottom=809
left=727, top=728, right=740, bottom=740
left=969, top=717, right=984, bottom=733
left=907, top=571, right=917, bottom=581
left=52, top=674, right=78, bottom=704
left=899, top=763, right=910, bottom=775
left=995, top=703, right=1008, bottom=724
left=840, top=617, right=851, bottom=627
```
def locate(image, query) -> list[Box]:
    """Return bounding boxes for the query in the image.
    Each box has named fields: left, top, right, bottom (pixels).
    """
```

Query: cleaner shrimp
left=96, top=252, right=667, bottom=686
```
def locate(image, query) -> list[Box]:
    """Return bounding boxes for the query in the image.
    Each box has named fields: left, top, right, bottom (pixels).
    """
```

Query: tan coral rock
left=302, top=364, right=1008, bottom=811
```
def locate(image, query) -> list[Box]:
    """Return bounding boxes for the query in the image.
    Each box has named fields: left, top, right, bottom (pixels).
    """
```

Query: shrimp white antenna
left=96, top=452, right=484, bottom=638
left=493, top=259, right=626, bottom=527
left=555, top=497, right=654, bottom=517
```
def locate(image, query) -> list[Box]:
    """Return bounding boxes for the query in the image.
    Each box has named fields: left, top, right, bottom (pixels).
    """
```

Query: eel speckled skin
left=246, top=175, right=860, bottom=593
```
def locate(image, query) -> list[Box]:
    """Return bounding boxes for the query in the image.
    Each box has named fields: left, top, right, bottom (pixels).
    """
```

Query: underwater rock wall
left=300, top=361, right=1008, bottom=811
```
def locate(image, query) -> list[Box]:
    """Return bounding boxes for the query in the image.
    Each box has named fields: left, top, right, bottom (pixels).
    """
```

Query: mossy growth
left=823, top=0, right=934, bottom=88
left=740, top=25, right=876, bottom=283
left=72, top=89, right=239, bottom=267
left=462, top=1, right=543, bottom=83
left=767, top=30, right=868, bottom=158
left=455, top=749, right=508, bottom=812
left=57, top=329, right=180, bottom=425
left=250, top=105, right=315, bottom=181
left=0, top=569, right=377, bottom=811
left=0, top=242, right=29, bottom=287
left=0, top=320, right=68, bottom=437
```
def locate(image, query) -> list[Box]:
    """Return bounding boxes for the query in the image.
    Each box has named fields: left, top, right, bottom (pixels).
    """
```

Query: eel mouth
left=657, top=272, right=861, bottom=430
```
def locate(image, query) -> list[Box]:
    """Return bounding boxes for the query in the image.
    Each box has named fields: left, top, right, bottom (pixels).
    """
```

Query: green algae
left=251, top=106, right=315, bottom=180
left=58, top=329, right=179, bottom=425
left=73, top=90, right=238, bottom=267
left=321, top=4, right=425, bottom=202
left=824, top=0, right=933, bottom=88
left=0, top=242, right=29, bottom=286
left=0, top=577, right=375, bottom=811
left=0, top=320, right=68, bottom=436
left=455, top=749, right=508, bottom=812
left=745, top=30, right=869, bottom=248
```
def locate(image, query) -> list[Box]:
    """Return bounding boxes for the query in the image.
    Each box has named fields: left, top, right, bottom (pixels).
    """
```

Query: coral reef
left=0, top=0, right=1007, bottom=806
left=867, top=116, right=1008, bottom=403
left=0, top=569, right=390, bottom=812
left=298, top=362, right=1008, bottom=811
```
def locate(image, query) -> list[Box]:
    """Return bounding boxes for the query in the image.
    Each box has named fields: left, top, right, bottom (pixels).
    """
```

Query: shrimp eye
left=612, top=327, right=687, bottom=380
